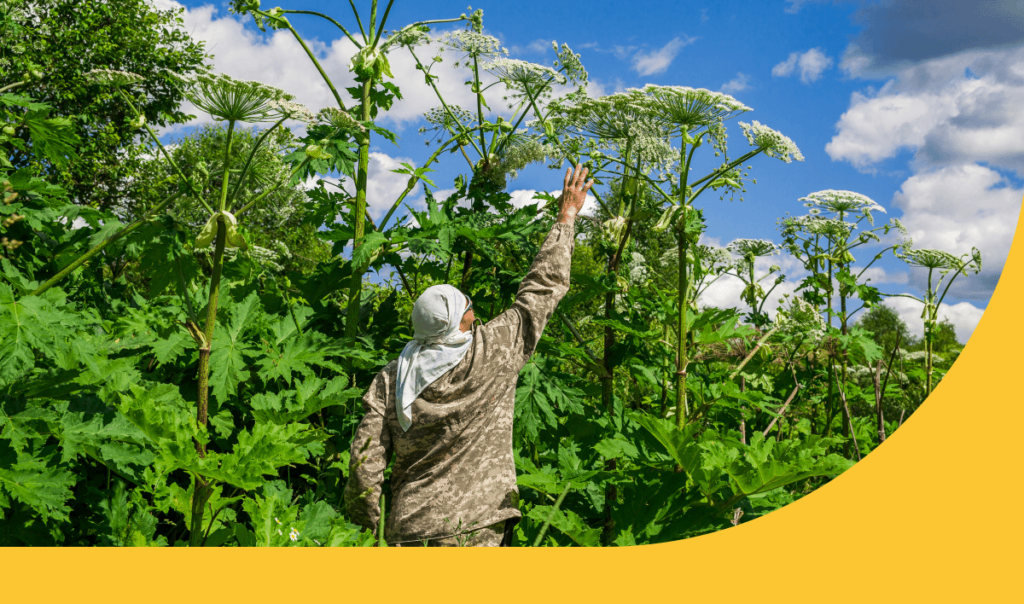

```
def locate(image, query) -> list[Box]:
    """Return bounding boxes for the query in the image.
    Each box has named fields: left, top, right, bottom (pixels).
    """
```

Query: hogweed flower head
left=800, top=189, right=884, bottom=224
left=85, top=69, right=145, bottom=87
left=380, top=25, right=432, bottom=51
left=552, top=41, right=588, bottom=86
left=727, top=238, right=780, bottom=259
left=182, top=72, right=293, bottom=123
left=737, top=120, right=803, bottom=163
left=437, top=30, right=505, bottom=59
left=783, top=215, right=855, bottom=239
left=484, top=58, right=567, bottom=88
left=268, top=99, right=315, bottom=123
left=642, top=85, right=751, bottom=132
left=316, top=106, right=366, bottom=133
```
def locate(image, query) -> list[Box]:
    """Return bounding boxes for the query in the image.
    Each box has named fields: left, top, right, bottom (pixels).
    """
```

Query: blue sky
left=157, top=0, right=1024, bottom=343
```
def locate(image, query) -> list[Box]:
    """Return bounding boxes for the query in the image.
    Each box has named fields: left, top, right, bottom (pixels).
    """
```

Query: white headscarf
left=395, top=284, right=473, bottom=431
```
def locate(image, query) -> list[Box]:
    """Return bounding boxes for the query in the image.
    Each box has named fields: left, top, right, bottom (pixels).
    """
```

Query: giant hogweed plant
left=0, top=69, right=379, bottom=545
left=890, top=245, right=981, bottom=395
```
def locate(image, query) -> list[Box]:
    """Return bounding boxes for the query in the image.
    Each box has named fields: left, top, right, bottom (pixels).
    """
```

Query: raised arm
left=343, top=368, right=394, bottom=535
left=486, top=165, right=594, bottom=368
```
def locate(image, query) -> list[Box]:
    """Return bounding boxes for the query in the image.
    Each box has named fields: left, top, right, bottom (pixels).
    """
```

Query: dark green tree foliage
left=134, top=124, right=332, bottom=274
left=855, top=304, right=915, bottom=353
left=0, top=0, right=208, bottom=210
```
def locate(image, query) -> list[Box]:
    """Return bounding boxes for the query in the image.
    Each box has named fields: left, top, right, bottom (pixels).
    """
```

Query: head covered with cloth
left=395, top=283, right=475, bottom=431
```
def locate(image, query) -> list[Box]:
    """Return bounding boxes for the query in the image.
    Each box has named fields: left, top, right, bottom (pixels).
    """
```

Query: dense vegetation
left=0, top=0, right=982, bottom=546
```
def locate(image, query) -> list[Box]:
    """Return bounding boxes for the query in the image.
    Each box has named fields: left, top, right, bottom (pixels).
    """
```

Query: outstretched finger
left=582, top=179, right=595, bottom=195
left=571, top=165, right=584, bottom=188
left=564, top=166, right=573, bottom=190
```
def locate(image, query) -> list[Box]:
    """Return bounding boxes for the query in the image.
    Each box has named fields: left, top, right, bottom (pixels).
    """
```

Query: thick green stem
left=196, top=219, right=228, bottom=436
left=345, top=79, right=374, bottom=339
left=29, top=191, right=183, bottom=297
left=218, top=121, right=235, bottom=212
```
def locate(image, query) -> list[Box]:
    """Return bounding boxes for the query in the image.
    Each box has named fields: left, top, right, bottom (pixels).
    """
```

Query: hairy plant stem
left=29, top=190, right=183, bottom=297
left=675, top=137, right=691, bottom=430
left=196, top=219, right=227, bottom=437
left=345, top=78, right=374, bottom=339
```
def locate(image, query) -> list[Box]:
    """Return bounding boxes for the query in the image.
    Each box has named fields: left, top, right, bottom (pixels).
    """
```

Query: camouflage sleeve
left=504, top=222, right=575, bottom=367
left=343, top=369, right=393, bottom=534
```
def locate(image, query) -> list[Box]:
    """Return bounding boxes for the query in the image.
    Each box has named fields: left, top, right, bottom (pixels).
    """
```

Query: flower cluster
left=85, top=69, right=145, bottom=87
left=436, top=30, right=506, bottom=60
left=642, top=85, right=751, bottom=131
left=380, top=25, right=432, bottom=51
left=737, top=120, right=804, bottom=163
left=268, top=99, right=315, bottom=123
left=182, top=72, right=293, bottom=123
left=316, top=106, right=366, bottom=133
left=727, top=238, right=780, bottom=259
left=552, top=41, right=588, bottom=86
left=800, top=189, right=884, bottom=224
left=484, top=58, right=567, bottom=87
left=896, top=248, right=961, bottom=270
left=774, top=295, right=826, bottom=339
left=782, top=215, right=855, bottom=239
left=492, top=136, right=555, bottom=181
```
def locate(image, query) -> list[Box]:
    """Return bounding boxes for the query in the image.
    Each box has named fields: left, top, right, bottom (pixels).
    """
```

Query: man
left=343, top=164, right=594, bottom=546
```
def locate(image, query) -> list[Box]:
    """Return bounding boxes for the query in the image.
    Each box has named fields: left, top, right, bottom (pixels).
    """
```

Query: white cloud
left=719, top=72, right=751, bottom=94
left=882, top=297, right=986, bottom=344
left=771, top=48, right=834, bottom=83
left=891, top=164, right=1022, bottom=300
left=827, top=46, right=1024, bottom=175
left=631, top=36, right=697, bottom=76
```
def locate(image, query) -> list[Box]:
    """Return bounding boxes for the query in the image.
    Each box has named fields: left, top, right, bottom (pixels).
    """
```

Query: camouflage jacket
left=343, top=223, right=575, bottom=543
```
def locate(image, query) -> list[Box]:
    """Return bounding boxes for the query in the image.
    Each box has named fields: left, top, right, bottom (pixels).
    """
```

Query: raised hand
left=556, top=164, right=595, bottom=224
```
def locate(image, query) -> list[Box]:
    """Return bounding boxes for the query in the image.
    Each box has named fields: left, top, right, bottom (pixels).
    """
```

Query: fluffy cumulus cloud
left=827, top=46, right=1024, bottom=175
left=719, top=72, right=751, bottom=94
left=631, top=36, right=697, bottom=76
left=891, top=164, right=1022, bottom=300
left=771, top=48, right=834, bottom=83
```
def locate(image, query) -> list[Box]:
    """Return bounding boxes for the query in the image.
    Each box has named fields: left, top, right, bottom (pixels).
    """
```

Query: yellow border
left=4, top=198, right=1022, bottom=603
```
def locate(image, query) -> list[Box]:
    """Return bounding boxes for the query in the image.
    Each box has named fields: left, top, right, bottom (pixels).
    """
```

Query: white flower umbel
left=783, top=215, right=855, bottom=239
left=484, top=58, right=567, bottom=87
left=437, top=30, right=506, bottom=58
left=316, top=107, right=366, bottom=133
left=727, top=238, right=780, bottom=258
left=641, top=84, right=751, bottom=131
left=268, top=99, right=315, bottom=123
left=492, top=136, right=555, bottom=181
left=800, top=189, right=884, bottom=224
left=182, top=72, right=293, bottom=123
left=737, top=120, right=803, bottom=163
left=84, top=69, right=144, bottom=87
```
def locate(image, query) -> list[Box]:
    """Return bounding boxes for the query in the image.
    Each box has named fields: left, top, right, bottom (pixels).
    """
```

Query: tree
left=134, top=123, right=331, bottom=274
left=856, top=304, right=915, bottom=354
left=928, top=317, right=961, bottom=353
left=0, top=0, right=209, bottom=211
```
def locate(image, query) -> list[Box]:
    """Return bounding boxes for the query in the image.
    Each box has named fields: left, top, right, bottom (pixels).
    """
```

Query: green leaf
left=0, top=441, right=75, bottom=524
